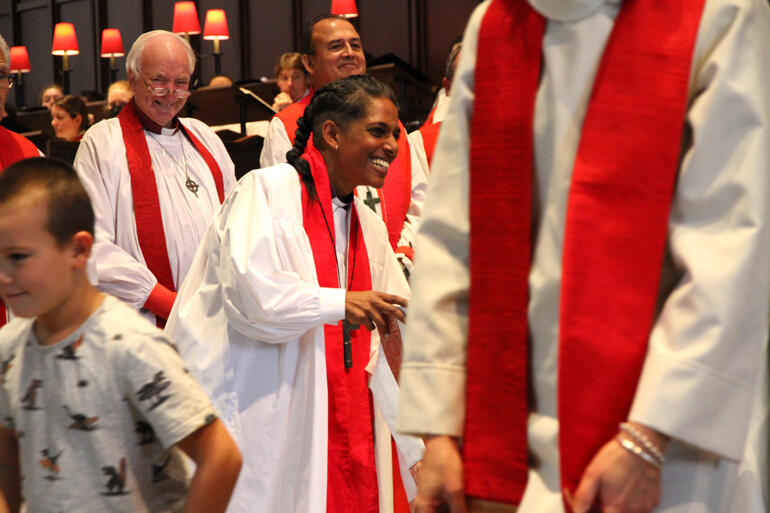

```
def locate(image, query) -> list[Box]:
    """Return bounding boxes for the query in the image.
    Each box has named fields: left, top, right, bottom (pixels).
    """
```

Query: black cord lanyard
left=317, top=193, right=359, bottom=369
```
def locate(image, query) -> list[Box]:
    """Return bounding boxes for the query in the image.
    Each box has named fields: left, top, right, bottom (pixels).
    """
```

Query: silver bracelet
left=620, top=422, right=665, bottom=463
left=615, top=436, right=662, bottom=469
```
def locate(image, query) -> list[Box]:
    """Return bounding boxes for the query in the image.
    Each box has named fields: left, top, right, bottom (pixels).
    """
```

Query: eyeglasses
left=141, top=77, right=190, bottom=99
left=0, top=74, right=14, bottom=89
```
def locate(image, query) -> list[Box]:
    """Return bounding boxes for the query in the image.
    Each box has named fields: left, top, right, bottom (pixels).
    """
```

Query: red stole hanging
left=280, top=90, right=412, bottom=252
left=300, top=146, right=379, bottom=513
left=117, top=100, right=225, bottom=297
left=466, top=0, right=704, bottom=506
left=0, top=127, right=40, bottom=326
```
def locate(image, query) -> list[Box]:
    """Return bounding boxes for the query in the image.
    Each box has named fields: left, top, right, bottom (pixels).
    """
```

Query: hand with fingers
left=414, top=435, right=467, bottom=513
left=570, top=423, right=668, bottom=513
left=345, top=290, right=407, bottom=334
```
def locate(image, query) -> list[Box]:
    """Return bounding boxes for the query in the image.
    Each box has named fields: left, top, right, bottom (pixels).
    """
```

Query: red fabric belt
left=466, top=0, right=704, bottom=506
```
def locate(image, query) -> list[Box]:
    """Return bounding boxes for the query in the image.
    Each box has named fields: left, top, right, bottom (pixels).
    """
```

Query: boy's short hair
left=0, top=157, right=95, bottom=246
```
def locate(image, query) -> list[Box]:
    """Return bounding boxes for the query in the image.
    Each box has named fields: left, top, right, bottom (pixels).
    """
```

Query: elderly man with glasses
left=74, top=30, right=236, bottom=326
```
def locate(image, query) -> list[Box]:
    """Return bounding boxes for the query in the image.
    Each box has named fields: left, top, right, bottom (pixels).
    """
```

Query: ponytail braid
left=286, top=102, right=317, bottom=198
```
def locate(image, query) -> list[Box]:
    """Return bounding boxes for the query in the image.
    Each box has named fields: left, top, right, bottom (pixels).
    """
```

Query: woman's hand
left=571, top=423, right=668, bottom=513
left=345, top=290, right=406, bottom=333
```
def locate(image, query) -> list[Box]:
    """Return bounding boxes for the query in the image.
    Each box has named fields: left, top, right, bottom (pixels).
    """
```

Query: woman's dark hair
left=285, top=74, right=399, bottom=199
left=53, top=95, right=89, bottom=132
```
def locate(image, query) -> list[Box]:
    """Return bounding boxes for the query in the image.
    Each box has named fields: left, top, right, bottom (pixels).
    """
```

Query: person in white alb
left=397, top=0, right=770, bottom=512
left=74, top=30, right=236, bottom=325
left=165, top=75, right=424, bottom=513
left=260, top=14, right=428, bottom=277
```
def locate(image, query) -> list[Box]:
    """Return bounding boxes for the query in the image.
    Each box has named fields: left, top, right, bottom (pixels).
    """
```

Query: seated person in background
left=0, top=157, right=242, bottom=513
left=271, top=52, right=308, bottom=111
left=51, top=94, right=88, bottom=141
left=105, top=80, right=134, bottom=117
left=208, top=75, right=233, bottom=88
left=165, top=75, right=423, bottom=513
left=40, top=83, right=64, bottom=110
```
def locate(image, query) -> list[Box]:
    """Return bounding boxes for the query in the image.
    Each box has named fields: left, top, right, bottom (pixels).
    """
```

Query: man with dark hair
left=260, top=14, right=428, bottom=278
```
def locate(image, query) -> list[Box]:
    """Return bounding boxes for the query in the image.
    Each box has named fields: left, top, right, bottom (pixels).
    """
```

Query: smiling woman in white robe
left=165, top=75, right=424, bottom=513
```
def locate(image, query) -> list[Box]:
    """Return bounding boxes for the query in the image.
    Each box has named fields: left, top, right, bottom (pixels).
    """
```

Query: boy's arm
left=176, top=418, right=242, bottom=513
left=0, top=426, right=20, bottom=513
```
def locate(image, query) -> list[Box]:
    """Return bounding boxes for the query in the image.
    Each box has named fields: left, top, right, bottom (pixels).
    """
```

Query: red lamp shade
left=203, top=9, right=229, bottom=40
left=52, top=22, right=80, bottom=55
left=331, top=0, right=359, bottom=18
left=173, top=1, right=201, bottom=35
left=9, top=46, right=31, bottom=73
left=100, top=28, right=125, bottom=57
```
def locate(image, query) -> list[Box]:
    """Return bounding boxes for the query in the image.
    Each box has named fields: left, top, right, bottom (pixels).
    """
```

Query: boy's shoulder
left=0, top=316, right=35, bottom=358
left=92, top=294, right=170, bottom=346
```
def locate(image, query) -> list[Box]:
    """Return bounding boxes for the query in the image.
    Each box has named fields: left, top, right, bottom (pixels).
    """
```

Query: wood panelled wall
left=0, top=0, right=478, bottom=109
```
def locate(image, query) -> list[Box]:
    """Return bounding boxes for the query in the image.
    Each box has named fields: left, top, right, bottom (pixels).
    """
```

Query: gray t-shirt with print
left=0, top=295, right=218, bottom=513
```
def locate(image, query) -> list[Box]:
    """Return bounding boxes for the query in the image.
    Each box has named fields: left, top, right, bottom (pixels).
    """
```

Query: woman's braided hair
left=286, top=74, right=399, bottom=200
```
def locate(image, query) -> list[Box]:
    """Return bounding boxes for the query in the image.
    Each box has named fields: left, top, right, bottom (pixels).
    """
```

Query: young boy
left=0, top=157, right=242, bottom=513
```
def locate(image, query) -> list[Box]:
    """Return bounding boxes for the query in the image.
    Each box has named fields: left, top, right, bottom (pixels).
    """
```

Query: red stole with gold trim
left=117, top=100, right=225, bottom=296
left=300, top=146, right=379, bottom=513
left=466, top=0, right=704, bottom=505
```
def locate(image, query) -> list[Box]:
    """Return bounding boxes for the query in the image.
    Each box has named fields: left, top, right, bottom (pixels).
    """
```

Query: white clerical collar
left=528, top=0, right=621, bottom=22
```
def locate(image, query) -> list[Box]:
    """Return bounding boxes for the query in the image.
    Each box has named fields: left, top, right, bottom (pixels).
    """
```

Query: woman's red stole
left=466, top=0, right=704, bottom=505
left=300, top=146, right=379, bottom=513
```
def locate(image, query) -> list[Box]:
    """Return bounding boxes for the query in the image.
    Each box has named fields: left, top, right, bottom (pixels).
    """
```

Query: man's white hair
left=125, top=30, right=195, bottom=76
left=0, top=34, right=9, bottom=70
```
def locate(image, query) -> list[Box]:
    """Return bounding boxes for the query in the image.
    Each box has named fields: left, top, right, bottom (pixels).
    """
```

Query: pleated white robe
left=165, top=163, right=423, bottom=513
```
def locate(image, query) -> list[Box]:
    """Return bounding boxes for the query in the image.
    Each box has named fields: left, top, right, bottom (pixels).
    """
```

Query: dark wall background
left=0, top=0, right=478, bottom=108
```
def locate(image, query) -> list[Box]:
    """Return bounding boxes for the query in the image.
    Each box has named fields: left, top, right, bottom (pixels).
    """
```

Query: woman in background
left=50, top=95, right=87, bottom=141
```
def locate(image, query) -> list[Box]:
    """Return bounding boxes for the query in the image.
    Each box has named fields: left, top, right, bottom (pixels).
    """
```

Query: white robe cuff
left=319, top=287, right=346, bottom=325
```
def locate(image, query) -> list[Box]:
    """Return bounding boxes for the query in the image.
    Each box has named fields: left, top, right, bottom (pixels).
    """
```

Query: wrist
left=624, top=421, right=669, bottom=451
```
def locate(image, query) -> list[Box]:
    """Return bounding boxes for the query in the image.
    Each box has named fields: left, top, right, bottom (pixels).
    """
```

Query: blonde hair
left=274, top=52, right=306, bottom=78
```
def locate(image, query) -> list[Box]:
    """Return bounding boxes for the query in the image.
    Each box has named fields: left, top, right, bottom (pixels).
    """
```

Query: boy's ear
left=70, top=231, right=94, bottom=269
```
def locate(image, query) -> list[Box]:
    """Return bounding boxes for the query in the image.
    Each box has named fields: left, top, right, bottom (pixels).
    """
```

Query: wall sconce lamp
left=9, top=46, right=31, bottom=106
left=331, top=0, right=359, bottom=18
left=173, top=2, right=201, bottom=41
left=101, top=28, right=125, bottom=84
left=52, top=22, right=79, bottom=94
left=203, top=9, right=229, bottom=76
